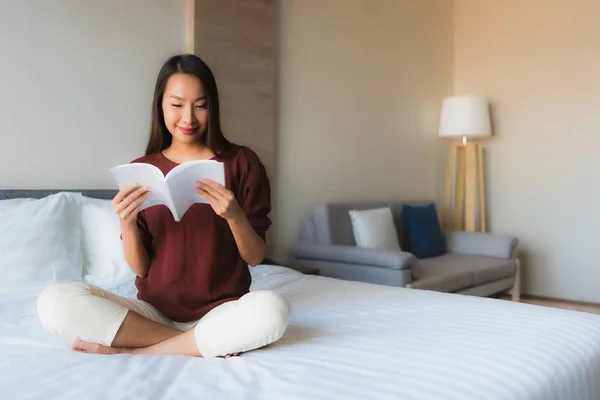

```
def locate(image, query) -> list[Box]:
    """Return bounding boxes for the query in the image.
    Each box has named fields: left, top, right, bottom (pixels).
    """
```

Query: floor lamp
left=438, top=96, right=492, bottom=233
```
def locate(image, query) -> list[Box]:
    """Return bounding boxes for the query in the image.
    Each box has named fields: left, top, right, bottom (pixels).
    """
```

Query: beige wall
left=0, top=0, right=186, bottom=188
left=275, top=0, right=454, bottom=262
left=454, top=0, right=600, bottom=302
left=8, top=0, right=592, bottom=303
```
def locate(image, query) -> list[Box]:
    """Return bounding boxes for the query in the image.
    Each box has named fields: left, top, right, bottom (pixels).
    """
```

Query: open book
left=110, top=160, right=225, bottom=221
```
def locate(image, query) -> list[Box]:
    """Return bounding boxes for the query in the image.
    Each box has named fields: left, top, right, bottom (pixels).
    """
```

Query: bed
left=2, top=190, right=600, bottom=400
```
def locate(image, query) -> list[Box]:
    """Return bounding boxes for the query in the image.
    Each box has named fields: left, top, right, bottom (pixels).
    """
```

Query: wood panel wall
left=188, top=0, right=278, bottom=256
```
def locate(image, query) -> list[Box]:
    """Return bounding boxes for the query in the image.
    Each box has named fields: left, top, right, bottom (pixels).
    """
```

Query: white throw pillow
left=78, top=196, right=135, bottom=285
left=349, top=207, right=401, bottom=250
left=0, top=197, right=35, bottom=210
left=0, top=192, right=83, bottom=295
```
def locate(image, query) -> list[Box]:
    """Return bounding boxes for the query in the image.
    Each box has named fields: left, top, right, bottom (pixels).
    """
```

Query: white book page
left=165, top=160, right=225, bottom=219
left=110, top=163, right=172, bottom=212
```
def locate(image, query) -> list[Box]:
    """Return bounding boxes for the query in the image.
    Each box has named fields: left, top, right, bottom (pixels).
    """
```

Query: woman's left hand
left=195, top=179, right=243, bottom=221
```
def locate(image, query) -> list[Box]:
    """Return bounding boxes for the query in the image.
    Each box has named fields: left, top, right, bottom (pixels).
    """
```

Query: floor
left=503, top=295, right=600, bottom=315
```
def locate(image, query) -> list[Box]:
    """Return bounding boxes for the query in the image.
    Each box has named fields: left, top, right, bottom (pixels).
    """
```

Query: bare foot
left=72, top=340, right=121, bottom=355
left=72, top=339, right=242, bottom=358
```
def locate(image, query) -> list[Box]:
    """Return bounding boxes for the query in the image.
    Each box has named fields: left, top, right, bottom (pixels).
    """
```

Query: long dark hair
left=145, top=53, right=235, bottom=156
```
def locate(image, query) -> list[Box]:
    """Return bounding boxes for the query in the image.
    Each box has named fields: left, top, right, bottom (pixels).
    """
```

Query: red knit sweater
left=129, top=146, right=271, bottom=322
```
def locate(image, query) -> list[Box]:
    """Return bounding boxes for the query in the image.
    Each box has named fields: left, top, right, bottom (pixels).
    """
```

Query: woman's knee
left=194, top=291, right=292, bottom=358
left=36, top=282, right=92, bottom=335
left=37, top=283, right=130, bottom=346
left=243, top=291, right=291, bottom=329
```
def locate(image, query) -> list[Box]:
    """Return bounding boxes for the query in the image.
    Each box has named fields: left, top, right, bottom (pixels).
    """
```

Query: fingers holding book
left=195, top=179, right=242, bottom=221
left=112, top=184, right=150, bottom=223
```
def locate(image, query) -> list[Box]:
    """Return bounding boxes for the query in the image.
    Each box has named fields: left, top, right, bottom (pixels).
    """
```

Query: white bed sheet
left=2, top=264, right=600, bottom=400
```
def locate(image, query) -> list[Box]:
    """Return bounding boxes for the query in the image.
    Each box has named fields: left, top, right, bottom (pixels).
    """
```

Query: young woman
left=36, top=54, right=291, bottom=358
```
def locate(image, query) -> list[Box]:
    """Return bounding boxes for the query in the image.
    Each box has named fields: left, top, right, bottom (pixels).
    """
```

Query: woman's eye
left=196, top=104, right=207, bottom=109
left=171, top=104, right=182, bottom=108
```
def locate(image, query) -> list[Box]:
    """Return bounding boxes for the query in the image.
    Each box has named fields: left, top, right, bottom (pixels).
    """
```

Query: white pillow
left=78, top=197, right=135, bottom=285
left=0, top=192, right=84, bottom=294
left=80, top=195, right=114, bottom=211
left=349, top=207, right=401, bottom=250
left=0, top=197, right=35, bottom=210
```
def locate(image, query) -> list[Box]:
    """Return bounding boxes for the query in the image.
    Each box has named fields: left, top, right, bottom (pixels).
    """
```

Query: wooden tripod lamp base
left=438, top=96, right=492, bottom=233
left=442, top=140, right=487, bottom=233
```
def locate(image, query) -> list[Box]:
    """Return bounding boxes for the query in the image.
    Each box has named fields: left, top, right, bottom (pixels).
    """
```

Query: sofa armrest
left=445, top=231, right=518, bottom=259
left=291, top=244, right=416, bottom=270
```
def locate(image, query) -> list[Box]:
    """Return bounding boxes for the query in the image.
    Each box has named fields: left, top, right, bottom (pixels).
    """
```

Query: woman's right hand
left=111, top=184, right=150, bottom=225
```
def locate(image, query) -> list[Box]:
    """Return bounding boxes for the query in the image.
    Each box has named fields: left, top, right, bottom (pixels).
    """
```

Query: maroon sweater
left=129, top=146, right=271, bottom=322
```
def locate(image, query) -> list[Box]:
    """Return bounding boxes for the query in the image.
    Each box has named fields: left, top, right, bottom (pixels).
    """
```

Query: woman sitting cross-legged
left=36, top=53, right=291, bottom=358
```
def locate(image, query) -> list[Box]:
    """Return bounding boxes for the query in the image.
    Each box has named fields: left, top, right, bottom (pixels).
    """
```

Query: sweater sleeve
left=119, top=211, right=153, bottom=256
left=238, top=148, right=272, bottom=242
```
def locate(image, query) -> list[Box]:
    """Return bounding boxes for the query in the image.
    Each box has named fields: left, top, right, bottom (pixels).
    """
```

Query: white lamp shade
left=438, top=96, right=492, bottom=138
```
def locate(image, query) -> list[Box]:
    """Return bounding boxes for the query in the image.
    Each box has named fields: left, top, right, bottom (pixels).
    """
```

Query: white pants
left=36, top=283, right=291, bottom=358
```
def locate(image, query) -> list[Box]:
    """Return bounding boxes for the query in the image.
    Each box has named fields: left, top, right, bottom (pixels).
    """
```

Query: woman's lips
left=178, top=126, right=197, bottom=135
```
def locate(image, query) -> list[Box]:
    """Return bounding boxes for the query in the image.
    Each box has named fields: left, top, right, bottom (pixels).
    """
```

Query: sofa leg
left=510, top=259, right=521, bottom=302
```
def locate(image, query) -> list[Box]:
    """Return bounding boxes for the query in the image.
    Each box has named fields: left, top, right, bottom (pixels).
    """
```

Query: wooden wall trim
left=184, top=0, right=278, bottom=258
left=185, top=0, right=195, bottom=53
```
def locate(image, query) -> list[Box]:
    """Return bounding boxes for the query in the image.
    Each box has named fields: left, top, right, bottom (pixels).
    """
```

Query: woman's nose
left=181, top=105, right=195, bottom=124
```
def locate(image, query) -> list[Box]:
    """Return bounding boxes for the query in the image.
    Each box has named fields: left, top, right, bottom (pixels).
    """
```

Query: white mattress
left=2, top=264, right=600, bottom=400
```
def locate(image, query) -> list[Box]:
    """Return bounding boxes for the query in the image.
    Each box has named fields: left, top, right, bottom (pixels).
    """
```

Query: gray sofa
left=289, top=201, right=521, bottom=301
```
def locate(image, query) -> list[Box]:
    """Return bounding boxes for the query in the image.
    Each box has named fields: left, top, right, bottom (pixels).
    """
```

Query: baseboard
left=520, top=294, right=600, bottom=308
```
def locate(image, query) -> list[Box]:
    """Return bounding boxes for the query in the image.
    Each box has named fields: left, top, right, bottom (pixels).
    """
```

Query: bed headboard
left=0, top=190, right=117, bottom=200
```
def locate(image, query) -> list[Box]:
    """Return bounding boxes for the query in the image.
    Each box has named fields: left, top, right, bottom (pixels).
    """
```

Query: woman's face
left=161, top=73, right=208, bottom=145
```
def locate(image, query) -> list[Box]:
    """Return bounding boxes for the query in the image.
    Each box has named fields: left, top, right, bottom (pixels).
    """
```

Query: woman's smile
left=177, top=125, right=198, bottom=135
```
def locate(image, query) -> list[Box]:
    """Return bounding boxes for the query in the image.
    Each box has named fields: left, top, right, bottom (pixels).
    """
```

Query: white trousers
left=36, top=283, right=291, bottom=358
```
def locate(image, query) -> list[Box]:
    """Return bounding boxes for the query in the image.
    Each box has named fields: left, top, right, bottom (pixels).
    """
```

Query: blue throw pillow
left=402, top=203, right=446, bottom=258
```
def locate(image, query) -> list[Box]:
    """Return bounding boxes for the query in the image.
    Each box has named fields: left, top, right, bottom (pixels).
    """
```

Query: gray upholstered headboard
left=0, top=190, right=117, bottom=200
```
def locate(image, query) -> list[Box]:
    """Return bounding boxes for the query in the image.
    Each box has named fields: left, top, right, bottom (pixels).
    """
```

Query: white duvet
left=2, top=264, right=600, bottom=400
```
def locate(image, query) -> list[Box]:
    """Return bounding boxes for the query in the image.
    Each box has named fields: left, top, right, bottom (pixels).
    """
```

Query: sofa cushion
left=348, top=207, right=401, bottom=250
left=413, top=254, right=517, bottom=289
left=313, top=202, right=388, bottom=245
left=409, top=264, right=473, bottom=292
left=401, top=203, right=445, bottom=258
left=310, top=200, right=437, bottom=246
